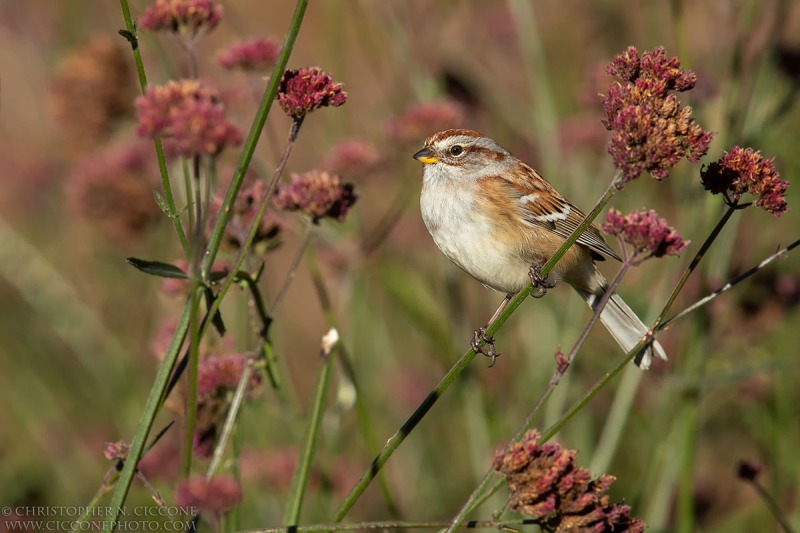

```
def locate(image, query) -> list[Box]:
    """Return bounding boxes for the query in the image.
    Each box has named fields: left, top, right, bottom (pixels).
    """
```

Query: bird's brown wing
left=505, top=164, right=621, bottom=261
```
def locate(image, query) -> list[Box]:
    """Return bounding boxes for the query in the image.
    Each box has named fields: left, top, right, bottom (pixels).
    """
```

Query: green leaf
left=117, top=29, right=138, bottom=50
left=208, top=269, right=230, bottom=283
left=126, top=258, right=189, bottom=279
left=153, top=190, right=171, bottom=215
left=204, top=288, right=226, bottom=336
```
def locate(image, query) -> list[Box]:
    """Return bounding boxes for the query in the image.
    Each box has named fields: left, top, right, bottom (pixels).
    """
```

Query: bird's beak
left=413, top=147, right=438, bottom=165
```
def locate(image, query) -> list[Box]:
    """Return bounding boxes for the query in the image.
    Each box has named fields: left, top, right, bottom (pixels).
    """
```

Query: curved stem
left=202, top=0, right=309, bottom=279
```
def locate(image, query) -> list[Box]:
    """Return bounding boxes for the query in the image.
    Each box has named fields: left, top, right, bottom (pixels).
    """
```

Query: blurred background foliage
left=0, top=0, right=799, bottom=531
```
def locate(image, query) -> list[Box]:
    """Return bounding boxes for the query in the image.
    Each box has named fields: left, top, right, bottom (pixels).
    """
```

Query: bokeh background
left=1, top=0, right=799, bottom=531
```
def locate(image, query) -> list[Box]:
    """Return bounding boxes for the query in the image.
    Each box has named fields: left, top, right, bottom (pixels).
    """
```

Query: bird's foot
left=529, top=263, right=555, bottom=298
left=471, top=326, right=500, bottom=368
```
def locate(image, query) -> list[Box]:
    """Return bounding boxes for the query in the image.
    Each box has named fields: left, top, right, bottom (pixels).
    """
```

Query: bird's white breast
left=420, top=166, right=531, bottom=294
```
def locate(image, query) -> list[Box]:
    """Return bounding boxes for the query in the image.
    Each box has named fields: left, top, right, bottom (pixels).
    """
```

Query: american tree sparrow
left=414, top=129, right=666, bottom=369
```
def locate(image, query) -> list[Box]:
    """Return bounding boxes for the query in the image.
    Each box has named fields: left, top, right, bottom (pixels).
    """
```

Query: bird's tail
left=573, top=286, right=667, bottom=369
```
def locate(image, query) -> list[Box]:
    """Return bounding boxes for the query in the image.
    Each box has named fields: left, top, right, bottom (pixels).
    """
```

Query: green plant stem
left=201, top=0, right=309, bottom=280
left=283, top=346, right=336, bottom=525
left=106, top=2, right=308, bottom=524
left=662, top=237, right=800, bottom=328
left=749, top=479, right=797, bottom=533
left=118, top=0, right=189, bottom=256
left=331, top=176, right=619, bottom=523
left=651, top=203, right=737, bottom=329
left=104, top=304, right=191, bottom=531
left=181, top=285, right=202, bottom=478
left=307, top=247, right=403, bottom=518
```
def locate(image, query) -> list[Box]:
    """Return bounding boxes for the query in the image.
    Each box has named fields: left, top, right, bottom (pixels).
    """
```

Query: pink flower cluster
left=701, top=146, right=789, bottom=216
left=139, top=0, right=222, bottom=35
left=603, top=46, right=713, bottom=184
left=176, top=475, right=242, bottom=516
left=277, top=67, right=347, bottom=120
left=136, top=79, right=242, bottom=157
left=386, top=100, right=465, bottom=144
left=494, top=430, right=644, bottom=532
left=273, top=170, right=357, bottom=224
left=217, top=36, right=280, bottom=71
left=197, top=354, right=262, bottom=399
left=603, top=208, right=688, bottom=258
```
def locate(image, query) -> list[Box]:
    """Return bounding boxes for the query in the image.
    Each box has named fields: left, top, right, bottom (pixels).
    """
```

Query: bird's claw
left=472, top=326, right=500, bottom=367
left=529, top=263, right=555, bottom=298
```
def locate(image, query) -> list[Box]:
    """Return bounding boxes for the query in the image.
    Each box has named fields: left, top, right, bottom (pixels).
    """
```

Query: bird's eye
left=450, top=145, right=464, bottom=156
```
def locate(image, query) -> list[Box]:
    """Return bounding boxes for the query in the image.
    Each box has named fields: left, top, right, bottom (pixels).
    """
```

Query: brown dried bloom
left=217, top=36, right=280, bottom=71
left=603, top=208, right=688, bottom=258
left=136, top=79, right=242, bottom=157
left=103, top=440, right=130, bottom=462
left=66, top=142, right=162, bottom=243
left=48, top=35, right=134, bottom=153
left=494, top=430, right=645, bottom=532
left=139, top=0, right=222, bottom=38
left=176, top=475, right=242, bottom=515
left=603, top=46, right=712, bottom=184
left=700, top=146, right=788, bottom=216
left=277, top=67, right=347, bottom=120
left=386, top=100, right=465, bottom=144
left=273, top=170, right=357, bottom=224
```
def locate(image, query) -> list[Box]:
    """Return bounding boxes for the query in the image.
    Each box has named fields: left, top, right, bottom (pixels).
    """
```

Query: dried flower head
left=66, top=142, right=162, bottom=243
left=317, top=138, right=382, bottom=178
left=700, top=146, right=788, bottom=216
left=277, top=67, right=347, bottom=120
left=176, top=475, right=242, bottom=515
left=48, top=35, right=134, bottom=153
left=136, top=79, right=242, bottom=157
left=603, top=208, right=688, bottom=258
left=103, top=441, right=130, bottom=462
left=160, top=259, right=230, bottom=296
left=603, top=46, right=712, bottom=184
left=273, top=170, right=357, bottom=224
left=207, top=179, right=283, bottom=250
left=217, top=36, right=280, bottom=71
left=386, top=100, right=465, bottom=144
left=737, top=459, right=764, bottom=481
left=139, top=0, right=222, bottom=37
left=494, top=430, right=645, bottom=532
